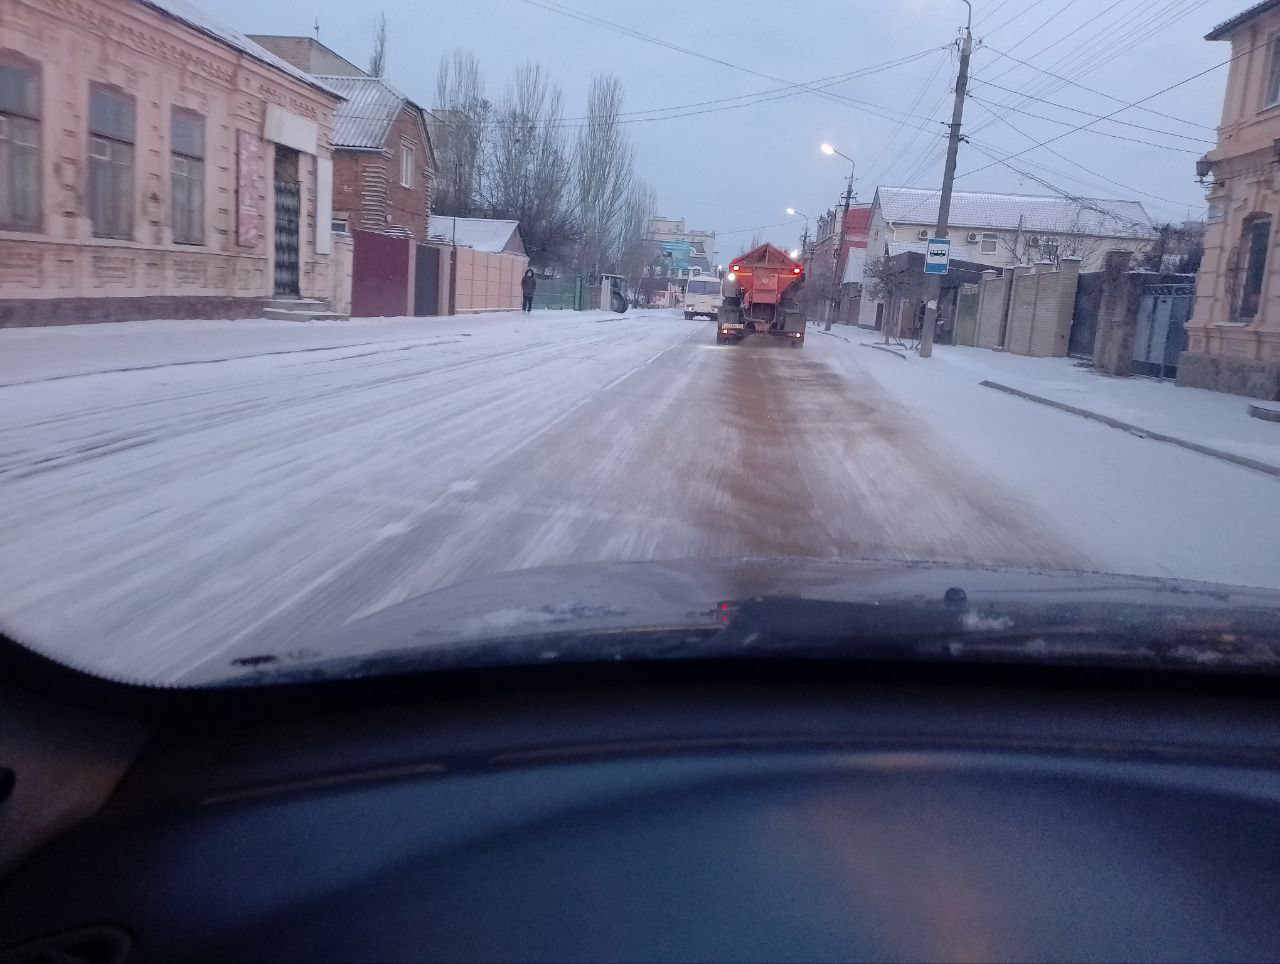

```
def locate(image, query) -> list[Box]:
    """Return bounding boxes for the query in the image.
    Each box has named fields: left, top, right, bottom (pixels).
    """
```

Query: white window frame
left=980, top=232, right=999, bottom=254
left=400, top=144, right=414, bottom=188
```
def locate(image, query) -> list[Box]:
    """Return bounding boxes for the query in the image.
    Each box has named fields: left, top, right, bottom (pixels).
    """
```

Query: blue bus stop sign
left=924, top=238, right=951, bottom=275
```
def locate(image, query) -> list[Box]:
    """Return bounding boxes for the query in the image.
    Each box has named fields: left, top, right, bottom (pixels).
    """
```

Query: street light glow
left=789, top=249, right=800, bottom=259
left=786, top=207, right=797, bottom=215
left=820, top=143, right=835, bottom=156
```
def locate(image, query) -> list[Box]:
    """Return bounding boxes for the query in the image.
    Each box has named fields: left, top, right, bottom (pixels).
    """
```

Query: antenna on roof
left=313, top=17, right=320, bottom=40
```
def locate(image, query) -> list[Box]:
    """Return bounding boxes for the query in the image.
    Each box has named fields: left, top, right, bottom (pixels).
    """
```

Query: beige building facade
left=0, top=0, right=347, bottom=325
left=1183, top=1, right=1280, bottom=397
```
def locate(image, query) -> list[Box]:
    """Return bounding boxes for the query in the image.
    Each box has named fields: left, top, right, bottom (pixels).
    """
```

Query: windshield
left=2, top=0, right=1278, bottom=687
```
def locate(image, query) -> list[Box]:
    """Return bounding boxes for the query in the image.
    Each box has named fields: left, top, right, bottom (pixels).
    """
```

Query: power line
left=973, top=0, right=1016, bottom=28
left=966, top=93, right=1205, bottom=152
left=980, top=45, right=1217, bottom=131
left=859, top=50, right=951, bottom=187
left=968, top=0, right=1200, bottom=140
left=983, top=0, right=1050, bottom=37
left=511, top=0, right=953, bottom=135
left=965, top=101, right=1196, bottom=213
left=957, top=39, right=1253, bottom=182
left=967, top=78, right=1215, bottom=143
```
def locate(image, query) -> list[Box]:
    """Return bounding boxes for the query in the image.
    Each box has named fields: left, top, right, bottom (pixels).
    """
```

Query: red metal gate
left=350, top=230, right=412, bottom=318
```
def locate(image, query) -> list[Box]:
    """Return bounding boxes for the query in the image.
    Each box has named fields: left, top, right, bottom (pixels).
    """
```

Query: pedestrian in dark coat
left=521, top=269, right=536, bottom=313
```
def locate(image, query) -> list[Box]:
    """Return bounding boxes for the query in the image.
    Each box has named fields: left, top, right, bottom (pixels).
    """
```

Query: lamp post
left=820, top=144, right=856, bottom=328
left=786, top=207, right=812, bottom=276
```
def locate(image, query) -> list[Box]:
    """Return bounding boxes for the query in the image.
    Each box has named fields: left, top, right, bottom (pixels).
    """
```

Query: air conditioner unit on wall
left=967, top=232, right=980, bottom=243
left=917, top=228, right=930, bottom=240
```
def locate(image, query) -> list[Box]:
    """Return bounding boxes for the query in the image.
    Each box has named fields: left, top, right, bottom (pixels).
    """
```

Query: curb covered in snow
left=863, top=343, right=910, bottom=361
left=980, top=380, right=1280, bottom=480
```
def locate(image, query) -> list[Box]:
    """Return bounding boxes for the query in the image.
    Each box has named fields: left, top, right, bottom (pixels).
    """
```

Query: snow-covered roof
left=1207, top=0, right=1280, bottom=39
left=876, top=187, right=1155, bottom=238
left=427, top=216, right=524, bottom=254
left=138, top=0, right=340, bottom=98
left=317, top=75, right=420, bottom=150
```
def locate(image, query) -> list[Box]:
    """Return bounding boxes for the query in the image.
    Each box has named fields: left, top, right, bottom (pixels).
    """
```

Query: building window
left=332, top=217, right=349, bottom=235
left=170, top=109, right=204, bottom=245
left=0, top=59, right=40, bottom=231
left=1239, top=215, right=1271, bottom=320
left=1266, top=36, right=1280, bottom=108
left=400, top=145, right=414, bottom=188
left=88, top=86, right=135, bottom=239
left=981, top=232, right=998, bottom=254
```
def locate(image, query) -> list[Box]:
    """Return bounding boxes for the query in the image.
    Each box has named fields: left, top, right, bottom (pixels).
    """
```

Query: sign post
left=924, top=238, right=951, bottom=276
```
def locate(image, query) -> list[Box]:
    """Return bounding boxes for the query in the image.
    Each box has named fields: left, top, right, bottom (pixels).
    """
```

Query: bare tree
left=863, top=254, right=925, bottom=339
left=615, top=179, right=656, bottom=296
left=480, top=61, right=577, bottom=268
left=368, top=13, right=387, bottom=78
left=574, top=75, right=635, bottom=279
left=432, top=49, right=490, bottom=217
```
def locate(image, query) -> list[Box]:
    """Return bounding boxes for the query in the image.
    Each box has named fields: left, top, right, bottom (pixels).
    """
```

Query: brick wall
left=974, top=270, right=1012, bottom=349
left=331, top=107, right=432, bottom=239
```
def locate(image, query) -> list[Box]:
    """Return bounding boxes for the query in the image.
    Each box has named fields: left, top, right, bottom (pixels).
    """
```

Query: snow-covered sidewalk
left=0, top=308, right=628, bottom=385
left=853, top=339, right=1280, bottom=472
left=814, top=328, right=1280, bottom=592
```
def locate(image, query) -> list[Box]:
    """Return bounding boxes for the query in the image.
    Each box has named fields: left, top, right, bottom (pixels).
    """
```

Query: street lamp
left=786, top=207, right=811, bottom=248
left=820, top=144, right=858, bottom=329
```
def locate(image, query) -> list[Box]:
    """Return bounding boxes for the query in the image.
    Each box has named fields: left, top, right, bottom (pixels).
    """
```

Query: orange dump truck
left=715, top=243, right=808, bottom=347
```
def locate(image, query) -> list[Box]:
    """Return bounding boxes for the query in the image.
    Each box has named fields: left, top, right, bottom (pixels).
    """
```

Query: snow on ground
left=1, top=308, right=1278, bottom=684
left=883, top=342, right=1280, bottom=469
left=813, top=329, right=1280, bottom=592
left=0, top=309, right=625, bottom=385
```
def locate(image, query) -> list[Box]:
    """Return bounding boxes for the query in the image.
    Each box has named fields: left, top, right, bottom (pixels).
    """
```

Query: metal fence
left=532, top=277, right=583, bottom=311
left=952, top=285, right=980, bottom=346
left=1133, top=283, right=1193, bottom=378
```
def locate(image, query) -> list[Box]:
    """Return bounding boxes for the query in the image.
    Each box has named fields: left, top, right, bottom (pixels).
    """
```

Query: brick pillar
left=1092, top=250, right=1144, bottom=376
left=1006, top=264, right=1036, bottom=355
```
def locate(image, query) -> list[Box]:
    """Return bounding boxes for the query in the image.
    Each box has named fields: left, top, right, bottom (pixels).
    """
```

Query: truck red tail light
left=792, top=265, right=803, bottom=275
left=730, top=264, right=741, bottom=273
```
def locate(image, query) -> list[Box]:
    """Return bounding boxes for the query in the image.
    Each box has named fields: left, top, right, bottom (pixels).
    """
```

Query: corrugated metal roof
left=876, top=186, right=1155, bottom=238
left=427, top=216, right=522, bottom=253
left=317, top=75, right=418, bottom=149
left=1207, top=0, right=1280, bottom=39
left=139, top=0, right=339, bottom=98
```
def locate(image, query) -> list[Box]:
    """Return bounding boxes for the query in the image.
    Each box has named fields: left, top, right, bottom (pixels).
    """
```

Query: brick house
left=1181, top=2, right=1280, bottom=398
left=0, top=0, right=348, bottom=325
left=318, top=75, right=436, bottom=240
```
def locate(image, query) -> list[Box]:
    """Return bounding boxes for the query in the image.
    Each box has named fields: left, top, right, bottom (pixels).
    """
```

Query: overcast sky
left=209, top=0, right=1245, bottom=260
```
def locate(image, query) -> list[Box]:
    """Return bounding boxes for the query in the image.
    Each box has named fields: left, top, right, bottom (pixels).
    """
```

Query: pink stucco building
left=1184, top=1, right=1280, bottom=397
left=0, top=0, right=350, bottom=325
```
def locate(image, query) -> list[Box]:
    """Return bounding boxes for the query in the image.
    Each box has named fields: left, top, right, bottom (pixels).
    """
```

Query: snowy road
left=1, top=308, right=1275, bottom=683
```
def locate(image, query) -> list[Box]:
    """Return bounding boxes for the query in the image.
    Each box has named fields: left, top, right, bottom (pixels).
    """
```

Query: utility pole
left=919, top=0, right=973, bottom=359
left=830, top=176, right=854, bottom=328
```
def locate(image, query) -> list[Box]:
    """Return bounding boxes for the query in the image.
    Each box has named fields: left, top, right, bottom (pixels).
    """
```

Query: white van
left=683, top=276, right=723, bottom=320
